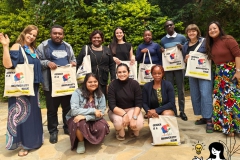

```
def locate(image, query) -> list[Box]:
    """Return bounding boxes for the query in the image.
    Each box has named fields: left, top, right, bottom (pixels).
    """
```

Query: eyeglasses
left=165, top=24, right=173, bottom=28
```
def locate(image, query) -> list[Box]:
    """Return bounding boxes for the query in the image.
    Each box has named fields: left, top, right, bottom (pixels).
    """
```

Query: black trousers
left=44, top=90, right=71, bottom=134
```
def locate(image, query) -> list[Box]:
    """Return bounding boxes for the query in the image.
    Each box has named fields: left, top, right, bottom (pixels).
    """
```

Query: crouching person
left=66, top=73, right=110, bottom=154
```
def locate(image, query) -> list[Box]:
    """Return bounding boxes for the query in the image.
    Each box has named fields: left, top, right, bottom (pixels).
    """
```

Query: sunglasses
left=165, top=24, right=173, bottom=28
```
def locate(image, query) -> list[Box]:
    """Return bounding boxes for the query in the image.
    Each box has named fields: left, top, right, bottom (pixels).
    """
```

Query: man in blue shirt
left=36, top=25, right=76, bottom=143
left=160, top=20, right=188, bottom=121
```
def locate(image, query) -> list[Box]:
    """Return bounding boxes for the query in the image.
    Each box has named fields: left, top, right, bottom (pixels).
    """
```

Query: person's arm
left=129, top=45, right=135, bottom=65
left=35, top=42, right=51, bottom=70
left=68, top=44, right=76, bottom=66
left=0, top=33, right=13, bottom=68
left=155, top=81, right=176, bottom=114
left=135, top=44, right=144, bottom=62
left=142, top=85, right=150, bottom=113
left=108, top=48, right=116, bottom=81
left=76, top=46, right=85, bottom=70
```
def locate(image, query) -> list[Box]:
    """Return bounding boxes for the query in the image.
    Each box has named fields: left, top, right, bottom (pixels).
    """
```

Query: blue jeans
left=189, top=77, right=213, bottom=119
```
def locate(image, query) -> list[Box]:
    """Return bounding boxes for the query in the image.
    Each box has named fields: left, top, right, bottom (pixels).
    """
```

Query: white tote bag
left=162, top=46, right=185, bottom=71
left=149, top=116, right=180, bottom=146
left=76, top=45, right=92, bottom=83
left=185, top=38, right=211, bottom=80
left=51, top=64, right=78, bottom=97
left=137, top=50, right=155, bottom=85
left=116, top=61, right=137, bottom=80
left=4, top=46, right=34, bottom=97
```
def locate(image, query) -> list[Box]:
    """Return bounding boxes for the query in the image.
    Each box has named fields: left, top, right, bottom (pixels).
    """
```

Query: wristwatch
left=132, top=115, right=138, bottom=120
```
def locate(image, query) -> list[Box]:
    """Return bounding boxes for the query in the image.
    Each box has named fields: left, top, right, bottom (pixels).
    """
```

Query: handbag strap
left=142, top=50, right=153, bottom=65
left=85, top=45, right=88, bottom=56
left=19, top=44, right=29, bottom=64
left=192, top=38, right=205, bottom=52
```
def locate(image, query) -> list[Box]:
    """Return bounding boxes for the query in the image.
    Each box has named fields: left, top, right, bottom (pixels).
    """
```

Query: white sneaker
left=76, top=141, right=85, bottom=154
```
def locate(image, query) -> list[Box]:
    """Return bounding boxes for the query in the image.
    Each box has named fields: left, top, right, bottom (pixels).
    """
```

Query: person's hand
left=185, top=54, right=189, bottom=63
left=147, top=109, right=158, bottom=118
left=122, top=113, right=130, bottom=127
left=0, top=33, right=10, bottom=46
left=130, top=118, right=137, bottom=129
left=47, top=61, right=57, bottom=69
left=70, top=61, right=76, bottom=66
left=73, top=115, right=85, bottom=123
left=95, top=109, right=103, bottom=118
left=113, top=57, right=121, bottom=65
left=141, top=48, right=148, bottom=53
left=130, top=58, right=135, bottom=65
left=232, top=72, right=240, bottom=84
left=160, top=47, right=165, bottom=53
left=177, top=44, right=183, bottom=50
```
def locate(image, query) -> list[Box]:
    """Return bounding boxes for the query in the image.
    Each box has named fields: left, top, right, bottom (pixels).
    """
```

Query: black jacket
left=77, top=45, right=116, bottom=85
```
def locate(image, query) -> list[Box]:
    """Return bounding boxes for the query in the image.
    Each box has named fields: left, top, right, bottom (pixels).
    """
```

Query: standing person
left=108, top=63, right=144, bottom=140
left=142, top=65, right=177, bottom=118
left=206, top=21, right=240, bottom=136
left=66, top=73, right=110, bottom=154
left=0, top=25, right=43, bottom=156
left=109, top=27, right=135, bottom=65
left=136, top=30, right=162, bottom=65
left=160, top=20, right=188, bottom=121
left=36, top=25, right=76, bottom=143
left=182, top=24, right=213, bottom=133
left=76, top=30, right=116, bottom=98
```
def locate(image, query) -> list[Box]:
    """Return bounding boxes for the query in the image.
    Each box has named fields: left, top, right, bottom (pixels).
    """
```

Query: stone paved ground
left=0, top=96, right=239, bottom=160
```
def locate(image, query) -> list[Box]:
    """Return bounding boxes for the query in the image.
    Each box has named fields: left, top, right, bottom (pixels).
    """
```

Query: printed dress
left=6, top=46, right=43, bottom=150
left=213, top=62, right=240, bottom=134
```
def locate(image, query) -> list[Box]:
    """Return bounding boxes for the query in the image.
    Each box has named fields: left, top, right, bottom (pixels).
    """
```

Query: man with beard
left=160, top=20, right=188, bottom=121
left=36, top=25, right=76, bottom=143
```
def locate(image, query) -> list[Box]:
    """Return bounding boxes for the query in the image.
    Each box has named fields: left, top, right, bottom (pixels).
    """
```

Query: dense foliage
left=0, top=0, right=239, bottom=101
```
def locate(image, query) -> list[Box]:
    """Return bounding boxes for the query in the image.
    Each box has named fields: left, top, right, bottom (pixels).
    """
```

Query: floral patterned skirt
left=213, top=62, right=240, bottom=134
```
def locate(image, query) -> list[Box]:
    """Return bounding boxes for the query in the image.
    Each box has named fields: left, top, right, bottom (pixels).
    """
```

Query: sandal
left=18, top=149, right=29, bottom=157
left=206, top=123, right=214, bottom=133
left=195, top=118, right=207, bottom=125
left=115, top=131, right=125, bottom=141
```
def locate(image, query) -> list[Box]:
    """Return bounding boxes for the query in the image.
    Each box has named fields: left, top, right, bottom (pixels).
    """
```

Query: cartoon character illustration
left=63, top=74, right=70, bottom=82
left=161, top=124, right=170, bottom=135
left=14, top=72, right=24, bottom=81
left=170, top=53, right=175, bottom=60
left=207, top=142, right=226, bottom=160
left=145, top=69, right=151, bottom=75
left=192, top=156, right=203, bottom=160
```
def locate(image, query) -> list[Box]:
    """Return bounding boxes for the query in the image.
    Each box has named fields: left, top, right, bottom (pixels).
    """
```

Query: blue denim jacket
left=66, top=88, right=106, bottom=121
left=182, top=37, right=206, bottom=59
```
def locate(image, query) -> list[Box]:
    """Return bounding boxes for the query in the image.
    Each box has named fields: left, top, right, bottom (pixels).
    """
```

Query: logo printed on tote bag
left=63, top=74, right=71, bottom=82
left=170, top=53, right=176, bottom=60
left=145, top=69, right=151, bottom=75
left=14, top=72, right=24, bottom=83
left=198, top=57, right=206, bottom=67
left=161, top=124, right=172, bottom=136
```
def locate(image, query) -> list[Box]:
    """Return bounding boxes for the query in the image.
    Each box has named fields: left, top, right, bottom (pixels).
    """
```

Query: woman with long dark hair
left=207, top=142, right=226, bottom=160
left=109, top=27, right=135, bottom=65
left=206, top=21, right=240, bottom=136
left=66, top=73, right=109, bottom=154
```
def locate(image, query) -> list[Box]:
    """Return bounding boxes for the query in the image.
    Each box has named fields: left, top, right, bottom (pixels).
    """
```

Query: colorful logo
left=14, top=72, right=24, bottom=81
left=145, top=69, right=151, bottom=75
left=161, top=124, right=171, bottom=135
left=170, top=53, right=176, bottom=60
left=198, top=58, right=206, bottom=65
left=63, top=74, right=71, bottom=82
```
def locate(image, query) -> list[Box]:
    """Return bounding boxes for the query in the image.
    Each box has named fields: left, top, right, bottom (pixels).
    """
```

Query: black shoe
left=49, top=132, right=58, bottom=144
left=64, top=128, right=69, bottom=135
left=179, top=112, right=188, bottom=121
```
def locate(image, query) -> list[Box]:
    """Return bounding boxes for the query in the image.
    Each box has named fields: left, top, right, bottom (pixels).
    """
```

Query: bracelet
left=122, top=112, right=127, bottom=117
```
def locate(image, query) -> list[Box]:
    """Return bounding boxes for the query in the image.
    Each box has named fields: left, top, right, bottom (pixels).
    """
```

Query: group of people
left=0, top=19, right=239, bottom=156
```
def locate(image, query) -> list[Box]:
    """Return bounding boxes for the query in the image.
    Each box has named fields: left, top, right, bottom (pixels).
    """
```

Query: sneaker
left=49, top=132, right=58, bottom=144
left=76, top=141, right=85, bottom=154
